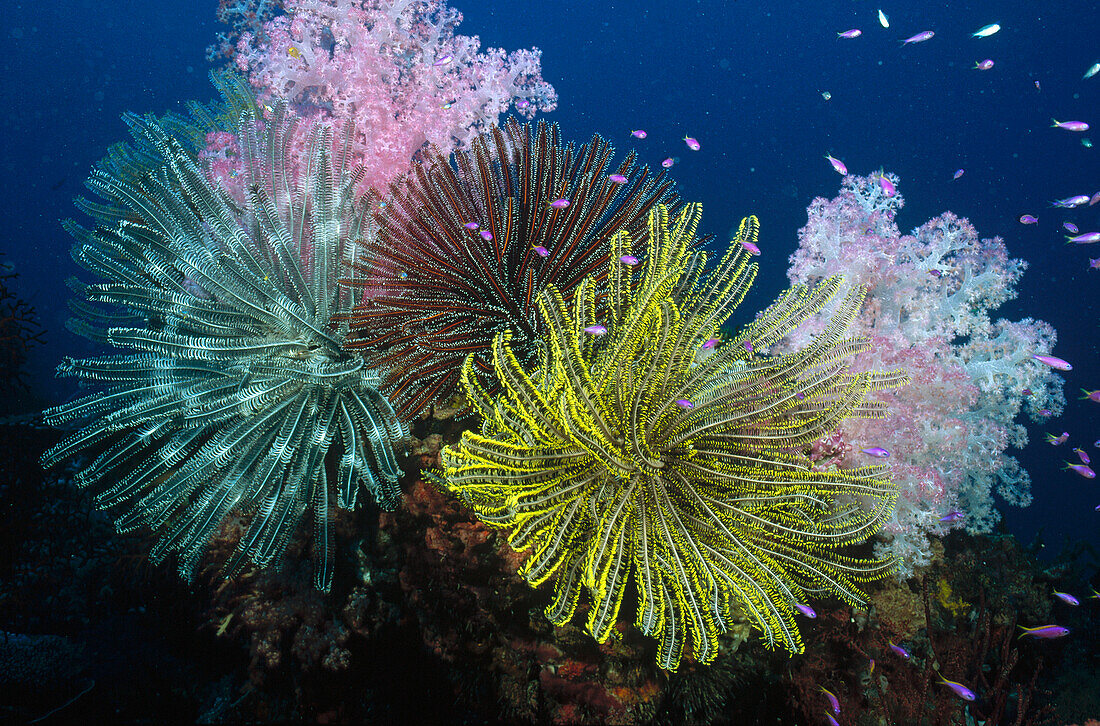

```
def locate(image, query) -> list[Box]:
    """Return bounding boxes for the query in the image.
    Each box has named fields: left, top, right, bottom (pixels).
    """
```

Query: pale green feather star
left=441, top=204, right=907, bottom=669
left=42, top=102, right=405, bottom=592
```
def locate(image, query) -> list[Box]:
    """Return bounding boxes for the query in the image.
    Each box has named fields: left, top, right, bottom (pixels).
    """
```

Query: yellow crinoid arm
left=441, top=204, right=907, bottom=670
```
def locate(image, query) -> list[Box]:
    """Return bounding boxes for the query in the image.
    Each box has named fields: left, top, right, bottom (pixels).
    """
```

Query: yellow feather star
left=441, top=204, right=908, bottom=669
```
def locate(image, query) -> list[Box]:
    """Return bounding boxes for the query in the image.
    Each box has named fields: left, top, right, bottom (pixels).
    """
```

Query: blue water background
left=2, top=1, right=1097, bottom=558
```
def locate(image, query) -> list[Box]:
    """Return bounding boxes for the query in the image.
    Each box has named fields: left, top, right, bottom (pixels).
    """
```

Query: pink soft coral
left=784, top=173, right=1065, bottom=577
left=233, top=0, right=557, bottom=195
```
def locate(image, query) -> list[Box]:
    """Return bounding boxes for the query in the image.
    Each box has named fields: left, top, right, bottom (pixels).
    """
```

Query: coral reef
left=785, top=173, right=1065, bottom=577
left=0, top=253, right=45, bottom=395
left=787, top=532, right=1062, bottom=726
left=443, top=204, right=906, bottom=668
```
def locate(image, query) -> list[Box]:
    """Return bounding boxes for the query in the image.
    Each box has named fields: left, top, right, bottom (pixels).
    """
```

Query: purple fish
left=1053, top=195, right=1090, bottom=208
left=515, top=99, right=530, bottom=110
left=901, top=30, right=935, bottom=45
left=1052, top=119, right=1089, bottom=132
left=583, top=325, right=607, bottom=336
left=1033, top=354, right=1072, bottom=371
left=953, top=168, right=965, bottom=180
left=432, top=54, right=453, bottom=66
left=684, top=135, right=701, bottom=151
left=794, top=603, right=817, bottom=618
left=661, top=157, right=675, bottom=168
left=1075, top=447, right=1091, bottom=464
left=532, top=245, right=549, bottom=257
left=1081, top=389, right=1100, bottom=402
left=1022, top=388, right=1033, bottom=396
left=1067, top=232, right=1100, bottom=244
left=939, top=510, right=965, bottom=523
left=480, top=230, right=493, bottom=241
left=860, top=446, right=890, bottom=458
left=1064, top=222, right=1080, bottom=233
left=1047, top=432, right=1069, bottom=446
left=1092, top=192, right=1100, bottom=206
left=630, top=129, right=647, bottom=139
left=824, top=714, right=839, bottom=726
left=608, top=174, right=628, bottom=184
left=744, top=340, right=754, bottom=353
left=550, top=198, right=570, bottom=209
left=741, top=240, right=761, bottom=256
left=838, top=28, right=862, bottom=39
left=820, top=686, right=840, bottom=715
left=877, top=174, right=896, bottom=197
left=675, top=399, right=694, bottom=409
left=888, top=641, right=910, bottom=659
left=620, top=255, right=639, bottom=265
left=702, top=338, right=720, bottom=349
left=825, top=154, right=848, bottom=175
left=938, top=674, right=976, bottom=701
left=1053, top=591, right=1080, bottom=606
left=464, top=222, right=480, bottom=230
left=1018, top=624, right=1070, bottom=639
left=1038, top=409, right=1053, bottom=417
left=1019, top=214, right=1038, bottom=224
left=1064, top=462, right=1096, bottom=479
left=974, top=59, right=994, bottom=70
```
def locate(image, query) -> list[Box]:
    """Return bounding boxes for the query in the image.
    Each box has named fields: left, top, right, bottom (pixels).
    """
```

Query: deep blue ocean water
left=2, top=0, right=1097, bottom=564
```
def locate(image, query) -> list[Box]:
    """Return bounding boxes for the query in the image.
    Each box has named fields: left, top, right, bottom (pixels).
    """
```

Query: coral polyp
left=441, top=204, right=907, bottom=669
left=344, top=117, right=680, bottom=419
left=42, top=101, right=405, bottom=592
